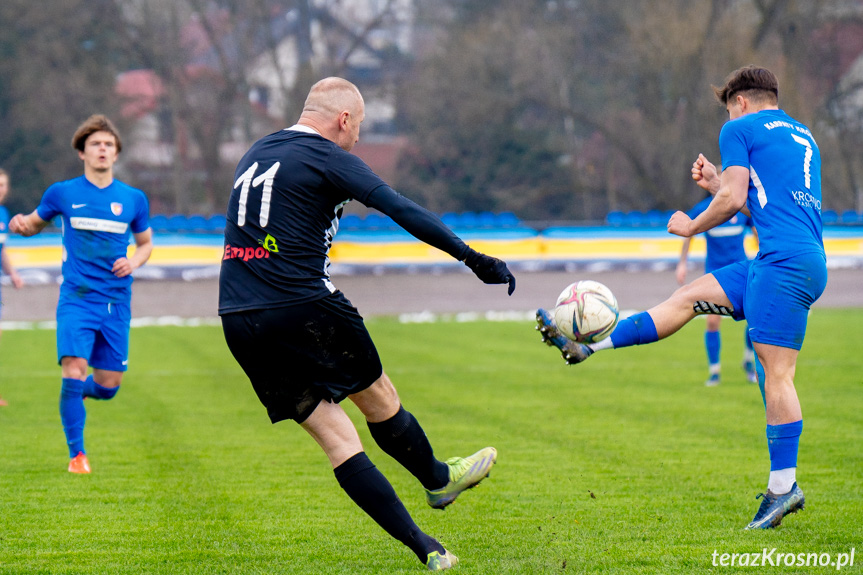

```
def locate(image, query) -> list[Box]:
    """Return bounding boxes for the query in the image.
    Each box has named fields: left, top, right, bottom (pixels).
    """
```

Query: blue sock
left=705, top=330, right=720, bottom=366
left=82, top=375, right=119, bottom=400
left=767, top=420, right=803, bottom=470
left=744, top=329, right=754, bottom=352
left=60, top=378, right=87, bottom=458
left=609, top=311, right=659, bottom=349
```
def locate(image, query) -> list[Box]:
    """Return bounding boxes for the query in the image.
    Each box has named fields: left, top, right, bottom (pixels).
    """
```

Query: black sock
left=367, top=406, right=450, bottom=490
left=334, top=452, right=444, bottom=563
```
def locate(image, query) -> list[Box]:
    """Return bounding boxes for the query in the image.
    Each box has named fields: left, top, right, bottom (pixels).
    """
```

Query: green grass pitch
left=1, top=309, right=861, bottom=574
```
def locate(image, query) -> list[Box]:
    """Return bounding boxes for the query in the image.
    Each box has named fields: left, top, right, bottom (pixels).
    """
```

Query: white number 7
left=791, top=134, right=812, bottom=190
left=234, top=161, right=281, bottom=227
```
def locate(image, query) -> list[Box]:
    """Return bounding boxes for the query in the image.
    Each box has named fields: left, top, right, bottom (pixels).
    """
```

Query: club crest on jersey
left=111, top=202, right=123, bottom=216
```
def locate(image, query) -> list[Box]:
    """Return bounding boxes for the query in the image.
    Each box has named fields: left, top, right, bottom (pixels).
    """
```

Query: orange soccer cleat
left=68, top=452, right=91, bottom=474
left=0, top=396, right=8, bottom=407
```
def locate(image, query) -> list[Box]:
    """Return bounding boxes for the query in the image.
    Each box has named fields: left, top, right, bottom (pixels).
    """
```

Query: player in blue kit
left=537, top=66, right=826, bottom=529
left=0, top=169, right=25, bottom=407
left=676, top=195, right=756, bottom=386
left=10, top=115, right=153, bottom=473
left=220, top=77, right=513, bottom=571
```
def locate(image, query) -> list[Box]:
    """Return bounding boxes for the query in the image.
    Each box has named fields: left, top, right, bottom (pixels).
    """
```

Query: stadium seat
left=645, top=209, right=665, bottom=227
left=457, top=212, right=478, bottom=228
left=441, top=212, right=459, bottom=228
left=496, top=211, right=521, bottom=227
left=149, top=214, right=169, bottom=232
left=606, top=211, right=625, bottom=227
left=167, top=214, right=188, bottom=233
left=477, top=211, right=497, bottom=228
left=625, top=211, right=645, bottom=227
left=340, top=214, right=362, bottom=230
left=840, top=210, right=860, bottom=225
left=206, top=214, right=226, bottom=233
left=186, top=215, right=209, bottom=232
left=821, top=210, right=838, bottom=225
left=363, top=213, right=397, bottom=229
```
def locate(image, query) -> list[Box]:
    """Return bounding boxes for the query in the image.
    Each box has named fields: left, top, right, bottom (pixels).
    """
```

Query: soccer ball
left=553, top=280, right=619, bottom=343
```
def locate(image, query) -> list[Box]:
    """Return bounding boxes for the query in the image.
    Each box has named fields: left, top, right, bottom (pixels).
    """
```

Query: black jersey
left=219, top=128, right=390, bottom=313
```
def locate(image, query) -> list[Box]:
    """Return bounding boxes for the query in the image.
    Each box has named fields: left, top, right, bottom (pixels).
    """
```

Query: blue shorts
left=712, top=252, right=827, bottom=350
left=56, top=298, right=131, bottom=371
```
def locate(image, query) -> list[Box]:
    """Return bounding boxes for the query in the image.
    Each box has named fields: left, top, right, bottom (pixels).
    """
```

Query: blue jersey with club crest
left=36, top=175, right=150, bottom=303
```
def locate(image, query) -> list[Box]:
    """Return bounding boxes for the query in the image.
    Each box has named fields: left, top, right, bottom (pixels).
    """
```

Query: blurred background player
left=0, top=168, right=24, bottom=407
left=9, top=115, right=152, bottom=473
left=676, top=192, right=757, bottom=386
left=537, top=66, right=826, bottom=530
left=219, top=77, right=513, bottom=571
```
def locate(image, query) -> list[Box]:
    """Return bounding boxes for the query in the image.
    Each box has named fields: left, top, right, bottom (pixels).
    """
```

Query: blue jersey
left=36, top=175, right=150, bottom=303
left=686, top=196, right=752, bottom=272
left=718, top=109, right=824, bottom=262
left=219, top=127, right=388, bottom=313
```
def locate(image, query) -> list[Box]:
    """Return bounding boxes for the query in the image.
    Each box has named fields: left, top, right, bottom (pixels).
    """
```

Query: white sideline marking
left=0, top=316, right=222, bottom=331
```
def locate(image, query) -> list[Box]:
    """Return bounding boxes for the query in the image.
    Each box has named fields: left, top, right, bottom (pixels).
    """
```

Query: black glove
left=463, top=248, right=516, bottom=295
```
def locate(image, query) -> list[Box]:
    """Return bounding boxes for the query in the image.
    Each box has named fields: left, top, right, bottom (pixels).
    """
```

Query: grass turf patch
left=0, top=309, right=861, bottom=573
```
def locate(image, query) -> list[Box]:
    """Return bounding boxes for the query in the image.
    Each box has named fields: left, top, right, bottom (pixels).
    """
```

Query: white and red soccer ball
left=553, top=280, right=619, bottom=343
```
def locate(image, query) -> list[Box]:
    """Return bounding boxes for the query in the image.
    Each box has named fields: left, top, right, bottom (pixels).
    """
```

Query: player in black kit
left=219, top=77, right=515, bottom=571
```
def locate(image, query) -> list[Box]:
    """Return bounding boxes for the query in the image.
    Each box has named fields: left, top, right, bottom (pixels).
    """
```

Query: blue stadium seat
left=476, top=211, right=497, bottom=228
left=206, top=214, right=226, bottom=233
left=364, top=213, right=397, bottom=229
left=149, top=214, right=169, bottom=232
left=821, top=210, right=838, bottom=225
left=840, top=210, right=860, bottom=224
left=606, top=211, right=625, bottom=226
left=626, top=211, right=645, bottom=227
left=186, top=215, right=208, bottom=232
left=167, top=214, right=188, bottom=232
left=496, top=211, right=521, bottom=227
left=441, top=212, right=459, bottom=228
left=645, top=209, right=665, bottom=227
left=458, top=212, right=478, bottom=228
left=340, top=214, right=362, bottom=229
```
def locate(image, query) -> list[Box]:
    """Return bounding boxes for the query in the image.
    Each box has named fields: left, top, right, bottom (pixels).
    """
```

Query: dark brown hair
left=712, top=66, right=779, bottom=106
left=71, top=114, right=122, bottom=153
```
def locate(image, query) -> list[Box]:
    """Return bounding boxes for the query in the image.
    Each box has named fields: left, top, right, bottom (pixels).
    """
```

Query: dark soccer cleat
left=745, top=482, right=804, bottom=529
left=535, top=309, right=594, bottom=365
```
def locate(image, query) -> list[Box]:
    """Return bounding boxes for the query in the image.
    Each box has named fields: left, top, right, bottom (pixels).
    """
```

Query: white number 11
left=234, top=161, right=281, bottom=227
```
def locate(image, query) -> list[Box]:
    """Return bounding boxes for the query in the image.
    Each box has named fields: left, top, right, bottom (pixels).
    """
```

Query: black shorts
left=221, top=292, right=383, bottom=424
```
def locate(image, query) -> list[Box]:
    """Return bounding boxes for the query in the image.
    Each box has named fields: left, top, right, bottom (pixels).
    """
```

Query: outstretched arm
left=363, top=186, right=515, bottom=294
left=669, top=166, right=749, bottom=238
left=9, top=210, right=49, bottom=238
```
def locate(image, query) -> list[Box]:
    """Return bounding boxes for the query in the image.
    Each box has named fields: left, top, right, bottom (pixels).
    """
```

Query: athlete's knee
left=93, top=370, right=123, bottom=389
left=61, top=357, right=89, bottom=380
left=351, top=372, right=401, bottom=422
